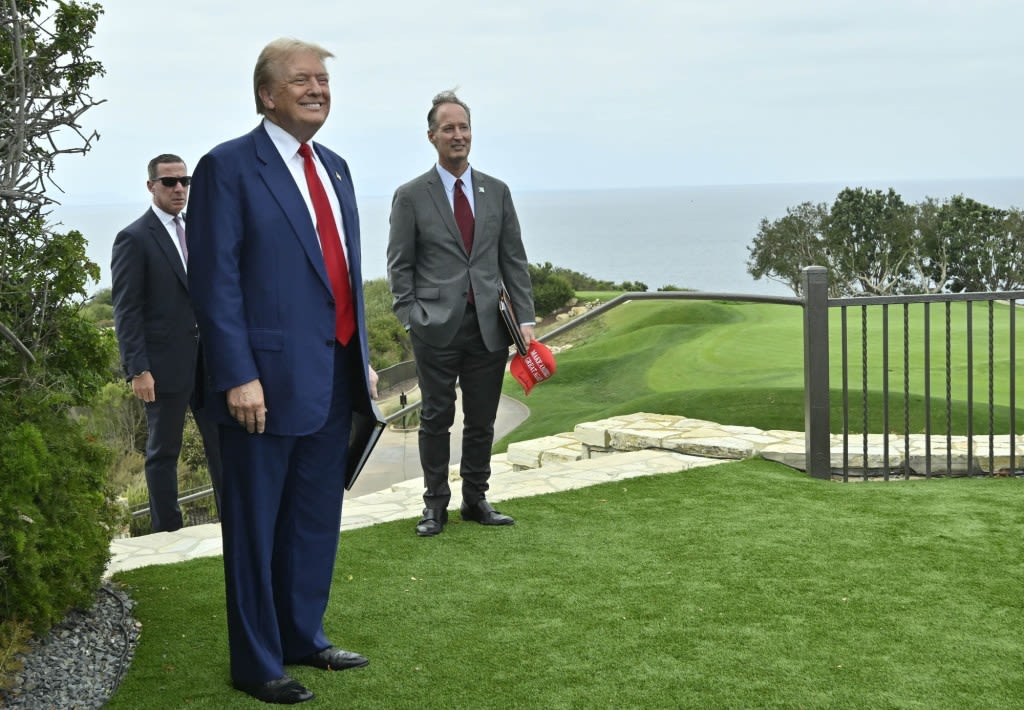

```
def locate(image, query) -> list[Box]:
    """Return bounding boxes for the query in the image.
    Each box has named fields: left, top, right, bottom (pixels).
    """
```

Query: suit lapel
left=468, top=168, right=494, bottom=250
left=146, top=210, right=188, bottom=288
left=314, top=145, right=360, bottom=278
left=251, top=126, right=333, bottom=295
left=315, top=143, right=374, bottom=373
left=316, top=144, right=364, bottom=312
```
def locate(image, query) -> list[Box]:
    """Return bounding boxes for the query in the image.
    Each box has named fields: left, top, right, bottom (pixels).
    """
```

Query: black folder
left=499, top=285, right=529, bottom=356
left=345, top=400, right=387, bottom=490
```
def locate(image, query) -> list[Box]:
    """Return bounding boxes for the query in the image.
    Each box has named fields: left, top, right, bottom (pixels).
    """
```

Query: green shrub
left=363, top=278, right=411, bottom=369
left=179, top=412, right=210, bottom=483
left=367, top=313, right=410, bottom=370
left=0, top=396, right=123, bottom=636
left=529, top=263, right=575, bottom=316
left=83, top=381, right=146, bottom=457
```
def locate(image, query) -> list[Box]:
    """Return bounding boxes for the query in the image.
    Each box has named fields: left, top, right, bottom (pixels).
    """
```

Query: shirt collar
left=263, top=118, right=306, bottom=163
left=150, top=204, right=180, bottom=226
left=435, top=163, right=473, bottom=194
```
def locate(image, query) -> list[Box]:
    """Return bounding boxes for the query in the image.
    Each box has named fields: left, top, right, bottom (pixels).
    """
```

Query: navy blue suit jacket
left=187, top=124, right=372, bottom=436
left=111, top=208, right=199, bottom=394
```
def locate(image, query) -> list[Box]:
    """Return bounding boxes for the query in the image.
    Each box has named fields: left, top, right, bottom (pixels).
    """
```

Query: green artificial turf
left=109, top=461, right=1024, bottom=709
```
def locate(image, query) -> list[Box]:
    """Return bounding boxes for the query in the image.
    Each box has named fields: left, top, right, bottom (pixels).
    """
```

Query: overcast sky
left=50, top=0, right=1024, bottom=205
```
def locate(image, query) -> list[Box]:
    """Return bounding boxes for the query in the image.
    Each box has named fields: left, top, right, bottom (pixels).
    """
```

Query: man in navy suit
left=110, top=154, right=222, bottom=533
left=187, top=38, right=377, bottom=705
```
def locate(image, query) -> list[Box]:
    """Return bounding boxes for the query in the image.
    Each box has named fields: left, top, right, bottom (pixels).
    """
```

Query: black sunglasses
left=152, top=176, right=191, bottom=187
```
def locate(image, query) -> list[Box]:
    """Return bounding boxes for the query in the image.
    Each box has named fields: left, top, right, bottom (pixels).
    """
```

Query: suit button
left=325, top=339, right=334, bottom=347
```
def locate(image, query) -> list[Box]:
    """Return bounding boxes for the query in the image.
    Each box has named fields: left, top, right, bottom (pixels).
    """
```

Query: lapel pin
left=478, top=186, right=485, bottom=193
left=335, top=171, right=342, bottom=180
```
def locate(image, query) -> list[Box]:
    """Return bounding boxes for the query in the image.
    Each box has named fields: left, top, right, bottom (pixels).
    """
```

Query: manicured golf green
left=500, top=299, right=1023, bottom=449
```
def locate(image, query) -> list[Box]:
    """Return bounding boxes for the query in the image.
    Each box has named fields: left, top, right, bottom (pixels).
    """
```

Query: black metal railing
left=802, top=266, right=1024, bottom=481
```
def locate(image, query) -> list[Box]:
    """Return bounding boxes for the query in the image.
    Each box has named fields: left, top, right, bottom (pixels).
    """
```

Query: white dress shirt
left=262, top=118, right=350, bottom=264
left=151, top=205, right=187, bottom=269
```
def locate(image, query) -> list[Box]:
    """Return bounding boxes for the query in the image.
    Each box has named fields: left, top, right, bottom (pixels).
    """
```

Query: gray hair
left=147, top=154, right=185, bottom=180
left=253, top=38, right=334, bottom=115
left=427, top=90, right=471, bottom=131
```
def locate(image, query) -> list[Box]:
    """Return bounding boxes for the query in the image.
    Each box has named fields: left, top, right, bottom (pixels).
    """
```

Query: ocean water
left=53, top=177, right=1024, bottom=297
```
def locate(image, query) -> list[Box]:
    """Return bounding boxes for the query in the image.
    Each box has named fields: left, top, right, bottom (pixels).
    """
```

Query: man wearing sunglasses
left=111, top=154, right=223, bottom=532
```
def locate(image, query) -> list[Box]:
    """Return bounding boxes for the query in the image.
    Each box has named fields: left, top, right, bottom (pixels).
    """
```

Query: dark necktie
left=172, top=214, right=188, bottom=263
left=298, top=143, right=355, bottom=345
left=454, top=178, right=474, bottom=255
left=454, top=178, right=475, bottom=304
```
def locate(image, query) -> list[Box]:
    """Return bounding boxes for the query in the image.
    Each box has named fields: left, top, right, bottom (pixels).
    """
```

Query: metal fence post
left=802, top=266, right=831, bottom=479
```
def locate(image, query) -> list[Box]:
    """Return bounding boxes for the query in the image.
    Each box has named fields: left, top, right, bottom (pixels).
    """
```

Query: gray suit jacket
left=387, top=166, right=533, bottom=350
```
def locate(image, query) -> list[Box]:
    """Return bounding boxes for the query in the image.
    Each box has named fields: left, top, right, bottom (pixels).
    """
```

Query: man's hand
left=131, top=371, right=156, bottom=403
left=519, top=324, right=536, bottom=348
left=227, top=379, right=267, bottom=434
left=368, top=366, right=379, bottom=400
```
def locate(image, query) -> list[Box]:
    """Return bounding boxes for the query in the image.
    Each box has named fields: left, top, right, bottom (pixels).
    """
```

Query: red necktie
left=454, top=178, right=474, bottom=255
left=298, top=143, right=355, bottom=345
left=454, top=178, right=475, bottom=303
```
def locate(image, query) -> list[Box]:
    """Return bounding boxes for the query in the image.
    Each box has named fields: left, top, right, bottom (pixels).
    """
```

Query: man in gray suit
left=111, top=154, right=222, bottom=532
left=388, top=90, right=534, bottom=537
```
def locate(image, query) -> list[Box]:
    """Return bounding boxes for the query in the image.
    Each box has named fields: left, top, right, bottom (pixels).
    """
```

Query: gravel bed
left=1, top=583, right=139, bottom=709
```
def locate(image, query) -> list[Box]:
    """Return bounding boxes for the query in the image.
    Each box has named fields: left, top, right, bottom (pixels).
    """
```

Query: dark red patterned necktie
left=298, top=143, right=355, bottom=345
left=454, top=178, right=474, bottom=254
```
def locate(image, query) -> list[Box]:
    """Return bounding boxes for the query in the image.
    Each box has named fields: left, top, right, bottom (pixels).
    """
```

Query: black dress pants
left=143, top=390, right=222, bottom=532
left=411, top=306, right=507, bottom=510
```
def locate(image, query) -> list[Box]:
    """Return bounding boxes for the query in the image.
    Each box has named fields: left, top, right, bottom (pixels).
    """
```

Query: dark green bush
left=366, top=313, right=411, bottom=370
left=363, top=278, right=412, bottom=369
left=528, top=263, right=575, bottom=316
left=0, top=394, right=123, bottom=635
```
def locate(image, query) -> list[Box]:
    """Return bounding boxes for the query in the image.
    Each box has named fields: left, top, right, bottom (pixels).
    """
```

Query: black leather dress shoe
left=415, top=508, right=448, bottom=536
left=460, top=499, right=515, bottom=526
left=234, top=676, right=313, bottom=704
left=299, top=646, right=369, bottom=671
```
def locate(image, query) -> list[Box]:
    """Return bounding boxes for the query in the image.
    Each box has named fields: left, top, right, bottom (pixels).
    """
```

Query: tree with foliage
left=825, top=187, right=917, bottom=295
left=1, top=0, right=109, bottom=395
left=748, top=187, right=1024, bottom=297
left=747, top=201, right=830, bottom=296
left=919, top=196, right=1024, bottom=292
left=906, top=197, right=946, bottom=293
left=1, top=0, right=121, bottom=662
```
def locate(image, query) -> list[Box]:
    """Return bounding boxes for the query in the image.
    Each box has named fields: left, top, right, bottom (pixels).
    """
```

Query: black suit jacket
left=111, top=207, right=199, bottom=395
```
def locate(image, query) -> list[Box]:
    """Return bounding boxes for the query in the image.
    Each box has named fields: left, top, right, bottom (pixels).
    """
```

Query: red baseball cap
left=510, top=341, right=556, bottom=395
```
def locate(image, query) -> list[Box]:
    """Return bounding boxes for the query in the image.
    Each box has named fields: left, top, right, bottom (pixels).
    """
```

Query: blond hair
left=253, top=38, right=334, bottom=114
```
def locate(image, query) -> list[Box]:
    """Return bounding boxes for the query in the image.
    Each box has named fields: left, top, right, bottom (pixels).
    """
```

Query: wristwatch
left=132, top=370, right=150, bottom=379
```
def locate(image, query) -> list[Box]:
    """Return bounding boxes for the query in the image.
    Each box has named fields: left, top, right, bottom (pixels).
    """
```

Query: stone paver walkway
left=108, top=412, right=1019, bottom=575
